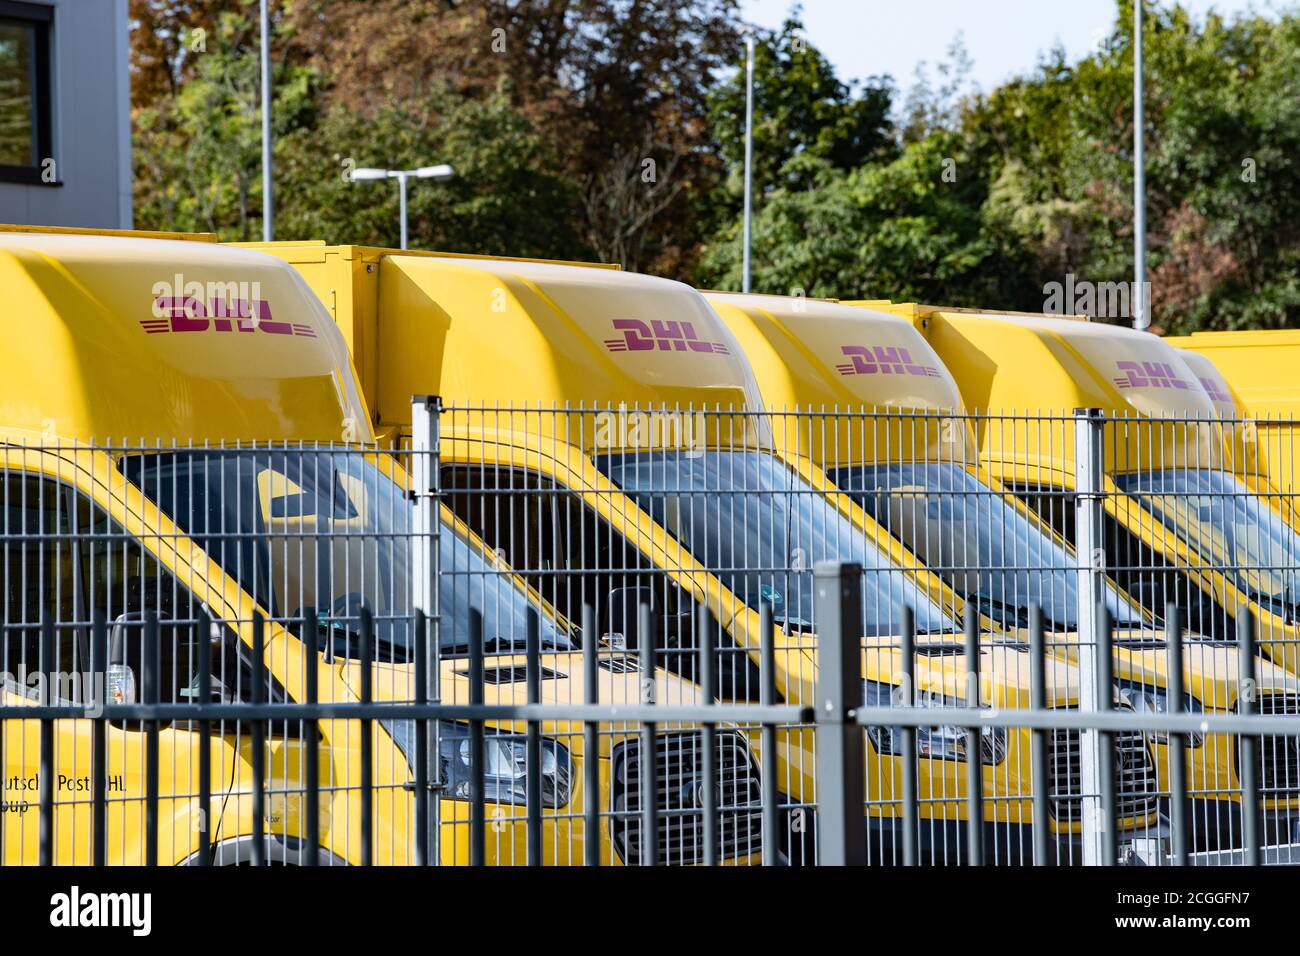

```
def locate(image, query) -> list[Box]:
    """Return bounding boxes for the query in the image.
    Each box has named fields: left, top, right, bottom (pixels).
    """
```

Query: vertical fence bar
left=759, top=600, right=779, bottom=866
left=525, top=606, right=543, bottom=866
left=413, top=607, right=430, bottom=866
left=638, top=602, right=658, bottom=866
left=37, top=615, right=54, bottom=866
left=1072, top=408, right=1106, bottom=865
left=91, top=609, right=108, bottom=867
left=469, top=609, right=486, bottom=867
left=144, top=611, right=160, bottom=867
left=1238, top=612, right=1260, bottom=866
left=196, top=610, right=212, bottom=867
left=698, top=602, right=718, bottom=868
left=1029, top=605, right=1051, bottom=866
left=359, top=607, right=373, bottom=867
left=302, top=607, right=320, bottom=867
left=1097, top=606, right=1117, bottom=866
left=1165, top=604, right=1188, bottom=866
left=251, top=611, right=266, bottom=867
left=583, top=604, right=601, bottom=867
left=899, top=606, right=918, bottom=867
left=410, top=395, right=442, bottom=863
left=964, top=612, right=984, bottom=866
left=814, top=562, right=866, bottom=866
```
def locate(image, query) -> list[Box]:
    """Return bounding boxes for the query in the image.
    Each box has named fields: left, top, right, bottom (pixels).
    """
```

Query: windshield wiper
left=967, top=593, right=1032, bottom=628
left=1246, top=584, right=1300, bottom=625
left=312, top=614, right=413, bottom=663
left=440, top=633, right=570, bottom=657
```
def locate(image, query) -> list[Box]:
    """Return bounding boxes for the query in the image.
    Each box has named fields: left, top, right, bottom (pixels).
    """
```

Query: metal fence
left=3, top=402, right=1300, bottom=865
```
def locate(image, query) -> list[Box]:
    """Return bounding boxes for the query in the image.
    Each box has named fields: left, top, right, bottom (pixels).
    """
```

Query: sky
left=740, top=0, right=1286, bottom=97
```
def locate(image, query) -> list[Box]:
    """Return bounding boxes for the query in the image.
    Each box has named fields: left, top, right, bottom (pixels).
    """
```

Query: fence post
left=813, top=561, right=866, bottom=866
left=411, top=395, right=443, bottom=865
left=1073, top=407, right=1107, bottom=866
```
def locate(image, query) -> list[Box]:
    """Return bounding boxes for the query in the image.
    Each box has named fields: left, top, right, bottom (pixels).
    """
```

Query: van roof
left=1171, top=348, right=1241, bottom=418
left=706, top=293, right=973, bottom=466
left=900, top=307, right=1217, bottom=419
left=1170, top=330, right=1300, bottom=417
left=0, top=223, right=217, bottom=242
left=229, top=240, right=621, bottom=271
left=706, top=293, right=965, bottom=412
left=247, top=244, right=767, bottom=442
left=0, top=230, right=370, bottom=443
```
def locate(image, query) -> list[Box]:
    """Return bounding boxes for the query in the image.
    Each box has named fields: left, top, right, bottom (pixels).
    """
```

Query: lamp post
left=741, top=28, right=756, bottom=293
left=351, top=165, right=456, bottom=249
left=1133, top=0, right=1147, bottom=329
left=260, top=0, right=273, bottom=241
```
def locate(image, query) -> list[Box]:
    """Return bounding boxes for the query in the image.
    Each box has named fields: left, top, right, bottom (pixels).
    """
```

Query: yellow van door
left=0, top=470, right=271, bottom=864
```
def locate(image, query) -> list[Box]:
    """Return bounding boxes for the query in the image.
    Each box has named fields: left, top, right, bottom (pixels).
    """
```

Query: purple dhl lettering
left=603, top=318, right=727, bottom=354
left=145, top=297, right=305, bottom=336
left=1199, top=376, right=1232, bottom=403
left=1114, top=360, right=1191, bottom=390
left=835, top=344, right=937, bottom=377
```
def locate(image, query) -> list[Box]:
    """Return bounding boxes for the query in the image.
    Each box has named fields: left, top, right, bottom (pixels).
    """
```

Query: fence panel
left=0, top=404, right=1297, bottom=865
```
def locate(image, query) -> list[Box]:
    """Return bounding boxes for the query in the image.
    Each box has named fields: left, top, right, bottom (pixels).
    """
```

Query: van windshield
left=1114, top=468, right=1300, bottom=618
left=119, top=450, right=569, bottom=660
left=832, top=463, right=1145, bottom=630
left=595, top=450, right=960, bottom=636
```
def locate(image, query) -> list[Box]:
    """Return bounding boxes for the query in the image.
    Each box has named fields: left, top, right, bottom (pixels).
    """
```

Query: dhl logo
left=603, top=319, right=729, bottom=354
left=1197, top=375, right=1233, bottom=404
left=834, top=345, right=940, bottom=378
left=142, top=297, right=316, bottom=338
left=1113, top=360, right=1190, bottom=391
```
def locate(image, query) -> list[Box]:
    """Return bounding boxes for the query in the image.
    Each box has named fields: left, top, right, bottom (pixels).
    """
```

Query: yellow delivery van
left=866, top=303, right=1300, bottom=848
left=243, top=241, right=1138, bottom=864
left=709, top=291, right=1297, bottom=850
left=0, top=226, right=745, bottom=866
left=1171, top=331, right=1300, bottom=504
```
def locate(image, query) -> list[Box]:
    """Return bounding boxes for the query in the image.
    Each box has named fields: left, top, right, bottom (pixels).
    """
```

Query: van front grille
left=1048, top=718, right=1160, bottom=825
left=610, top=730, right=763, bottom=865
left=1237, top=694, right=1300, bottom=796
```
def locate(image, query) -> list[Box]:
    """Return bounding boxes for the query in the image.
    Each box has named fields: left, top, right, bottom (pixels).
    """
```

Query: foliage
left=129, top=1, right=1300, bottom=331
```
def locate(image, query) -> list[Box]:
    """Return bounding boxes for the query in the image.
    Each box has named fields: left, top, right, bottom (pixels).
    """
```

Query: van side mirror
left=107, top=612, right=145, bottom=705
left=107, top=611, right=192, bottom=705
left=604, top=586, right=658, bottom=651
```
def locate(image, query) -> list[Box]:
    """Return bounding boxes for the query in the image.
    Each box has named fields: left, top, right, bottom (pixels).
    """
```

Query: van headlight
left=382, top=719, right=573, bottom=807
left=1116, top=681, right=1205, bottom=747
left=863, top=680, right=1007, bottom=764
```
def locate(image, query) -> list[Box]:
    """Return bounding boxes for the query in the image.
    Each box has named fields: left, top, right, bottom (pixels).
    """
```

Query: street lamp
left=351, top=164, right=456, bottom=250
left=741, top=27, right=755, bottom=293
left=260, top=0, right=273, bottom=241
left=1133, top=0, right=1147, bottom=330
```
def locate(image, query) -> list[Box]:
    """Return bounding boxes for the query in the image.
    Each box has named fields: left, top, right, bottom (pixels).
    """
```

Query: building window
left=0, top=1, right=52, bottom=185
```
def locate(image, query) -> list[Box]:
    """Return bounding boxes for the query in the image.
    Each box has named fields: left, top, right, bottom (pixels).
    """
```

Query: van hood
left=340, top=651, right=704, bottom=731
left=862, top=635, right=1080, bottom=708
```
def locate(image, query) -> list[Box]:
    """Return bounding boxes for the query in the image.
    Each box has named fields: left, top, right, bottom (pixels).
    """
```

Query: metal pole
left=1072, top=408, right=1107, bottom=865
left=260, top=0, right=274, bottom=241
left=410, top=396, right=442, bottom=863
left=1133, top=0, right=1147, bottom=329
left=398, top=173, right=410, bottom=250
left=741, top=30, right=755, bottom=293
left=813, top=561, right=866, bottom=866
left=1238, top=613, right=1261, bottom=865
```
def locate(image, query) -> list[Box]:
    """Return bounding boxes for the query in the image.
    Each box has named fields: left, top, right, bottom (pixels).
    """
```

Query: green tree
left=133, top=11, right=317, bottom=239
left=276, top=85, right=586, bottom=258
left=706, top=12, right=895, bottom=200
left=698, top=134, right=1034, bottom=303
